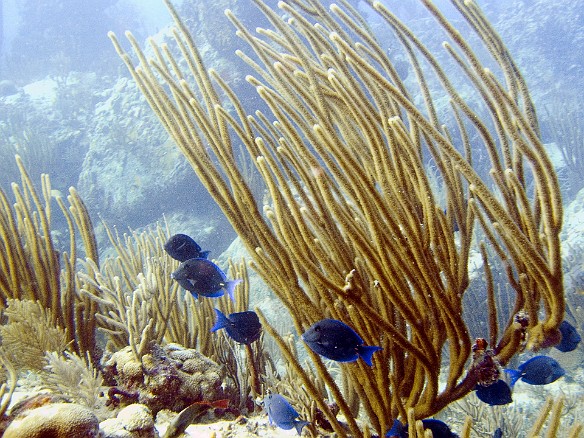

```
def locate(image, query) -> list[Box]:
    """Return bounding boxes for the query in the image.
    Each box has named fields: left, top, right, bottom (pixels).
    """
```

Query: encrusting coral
left=0, top=299, right=69, bottom=371
left=109, top=0, right=567, bottom=435
left=103, top=343, right=227, bottom=414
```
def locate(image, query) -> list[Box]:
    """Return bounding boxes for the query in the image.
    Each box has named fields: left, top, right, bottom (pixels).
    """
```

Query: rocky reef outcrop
left=103, top=344, right=227, bottom=414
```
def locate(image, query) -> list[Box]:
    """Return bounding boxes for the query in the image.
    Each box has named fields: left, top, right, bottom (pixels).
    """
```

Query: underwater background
left=0, top=0, right=583, bottom=437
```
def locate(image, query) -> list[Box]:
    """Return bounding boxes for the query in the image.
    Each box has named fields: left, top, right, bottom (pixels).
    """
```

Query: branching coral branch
left=0, top=351, right=18, bottom=417
left=109, top=0, right=566, bottom=434
left=0, top=156, right=99, bottom=360
left=42, top=351, right=104, bottom=411
left=78, top=225, right=179, bottom=360
left=0, top=299, right=69, bottom=371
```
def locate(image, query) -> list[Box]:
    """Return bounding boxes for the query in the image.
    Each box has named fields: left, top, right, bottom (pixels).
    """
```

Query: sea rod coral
left=109, top=0, right=565, bottom=435
left=0, top=155, right=99, bottom=361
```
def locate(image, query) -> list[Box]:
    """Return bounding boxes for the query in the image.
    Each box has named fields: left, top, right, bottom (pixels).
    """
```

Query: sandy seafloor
left=159, top=416, right=302, bottom=437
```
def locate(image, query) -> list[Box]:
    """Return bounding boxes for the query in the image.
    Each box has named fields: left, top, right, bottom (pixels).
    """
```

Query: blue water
left=1, top=0, right=582, bottom=231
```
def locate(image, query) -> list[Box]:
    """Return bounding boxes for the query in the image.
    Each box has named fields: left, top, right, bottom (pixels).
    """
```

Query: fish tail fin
left=225, top=279, right=243, bottom=301
left=386, top=419, right=405, bottom=437
left=504, top=369, right=521, bottom=387
left=199, top=250, right=210, bottom=259
left=211, top=308, right=229, bottom=332
left=359, top=345, right=382, bottom=366
left=294, top=420, right=309, bottom=436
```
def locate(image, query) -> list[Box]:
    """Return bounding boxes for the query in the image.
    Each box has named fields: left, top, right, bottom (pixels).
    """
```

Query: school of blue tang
left=475, top=320, right=579, bottom=408
left=165, top=234, right=581, bottom=436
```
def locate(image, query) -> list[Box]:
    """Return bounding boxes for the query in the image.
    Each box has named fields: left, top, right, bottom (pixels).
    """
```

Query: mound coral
left=3, top=403, right=100, bottom=438
left=103, top=343, right=228, bottom=414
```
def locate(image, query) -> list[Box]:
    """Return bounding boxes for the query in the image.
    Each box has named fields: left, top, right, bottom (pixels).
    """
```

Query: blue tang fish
left=211, top=308, right=262, bottom=344
left=555, top=320, right=581, bottom=352
left=474, top=379, right=512, bottom=405
left=264, top=393, right=309, bottom=435
left=386, top=418, right=458, bottom=437
left=171, top=258, right=241, bottom=300
left=505, top=355, right=565, bottom=386
left=164, top=233, right=210, bottom=262
left=301, top=318, right=382, bottom=366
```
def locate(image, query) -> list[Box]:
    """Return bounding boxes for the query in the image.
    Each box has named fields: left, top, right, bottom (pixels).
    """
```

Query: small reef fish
left=474, top=379, right=513, bottom=405
left=211, top=308, right=262, bottom=344
left=555, top=320, right=581, bottom=352
left=386, top=418, right=458, bottom=437
left=264, top=393, right=309, bottom=435
left=493, top=428, right=503, bottom=438
left=171, top=258, right=241, bottom=300
left=505, top=355, right=565, bottom=386
left=162, top=399, right=229, bottom=438
left=164, top=233, right=210, bottom=262
left=301, top=318, right=382, bottom=366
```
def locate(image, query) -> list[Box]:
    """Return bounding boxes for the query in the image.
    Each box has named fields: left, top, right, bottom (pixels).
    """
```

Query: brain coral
left=3, top=402, right=99, bottom=438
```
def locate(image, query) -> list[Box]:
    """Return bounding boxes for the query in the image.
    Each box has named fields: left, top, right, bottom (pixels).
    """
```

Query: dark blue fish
left=443, top=208, right=459, bottom=232
left=301, top=319, right=382, bottom=366
left=493, top=428, right=503, bottom=438
left=211, top=308, right=262, bottom=344
left=505, top=355, right=565, bottom=386
left=386, top=420, right=405, bottom=437
left=475, top=379, right=512, bottom=406
left=171, top=258, right=241, bottom=300
left=386, top=418, right=458, bottom=437
left=555, top=320, right=581, bottom=352
left=164, top=233, right=210, bottom=262
left=264, top=393, right=309, bottom=435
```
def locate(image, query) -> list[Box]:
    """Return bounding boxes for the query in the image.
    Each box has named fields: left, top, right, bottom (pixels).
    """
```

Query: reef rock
left=100, top=403, right=158, bottom=438
left=104, top=344, right=227, bottom=414
left=3, top=402, right=99, bottom=438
